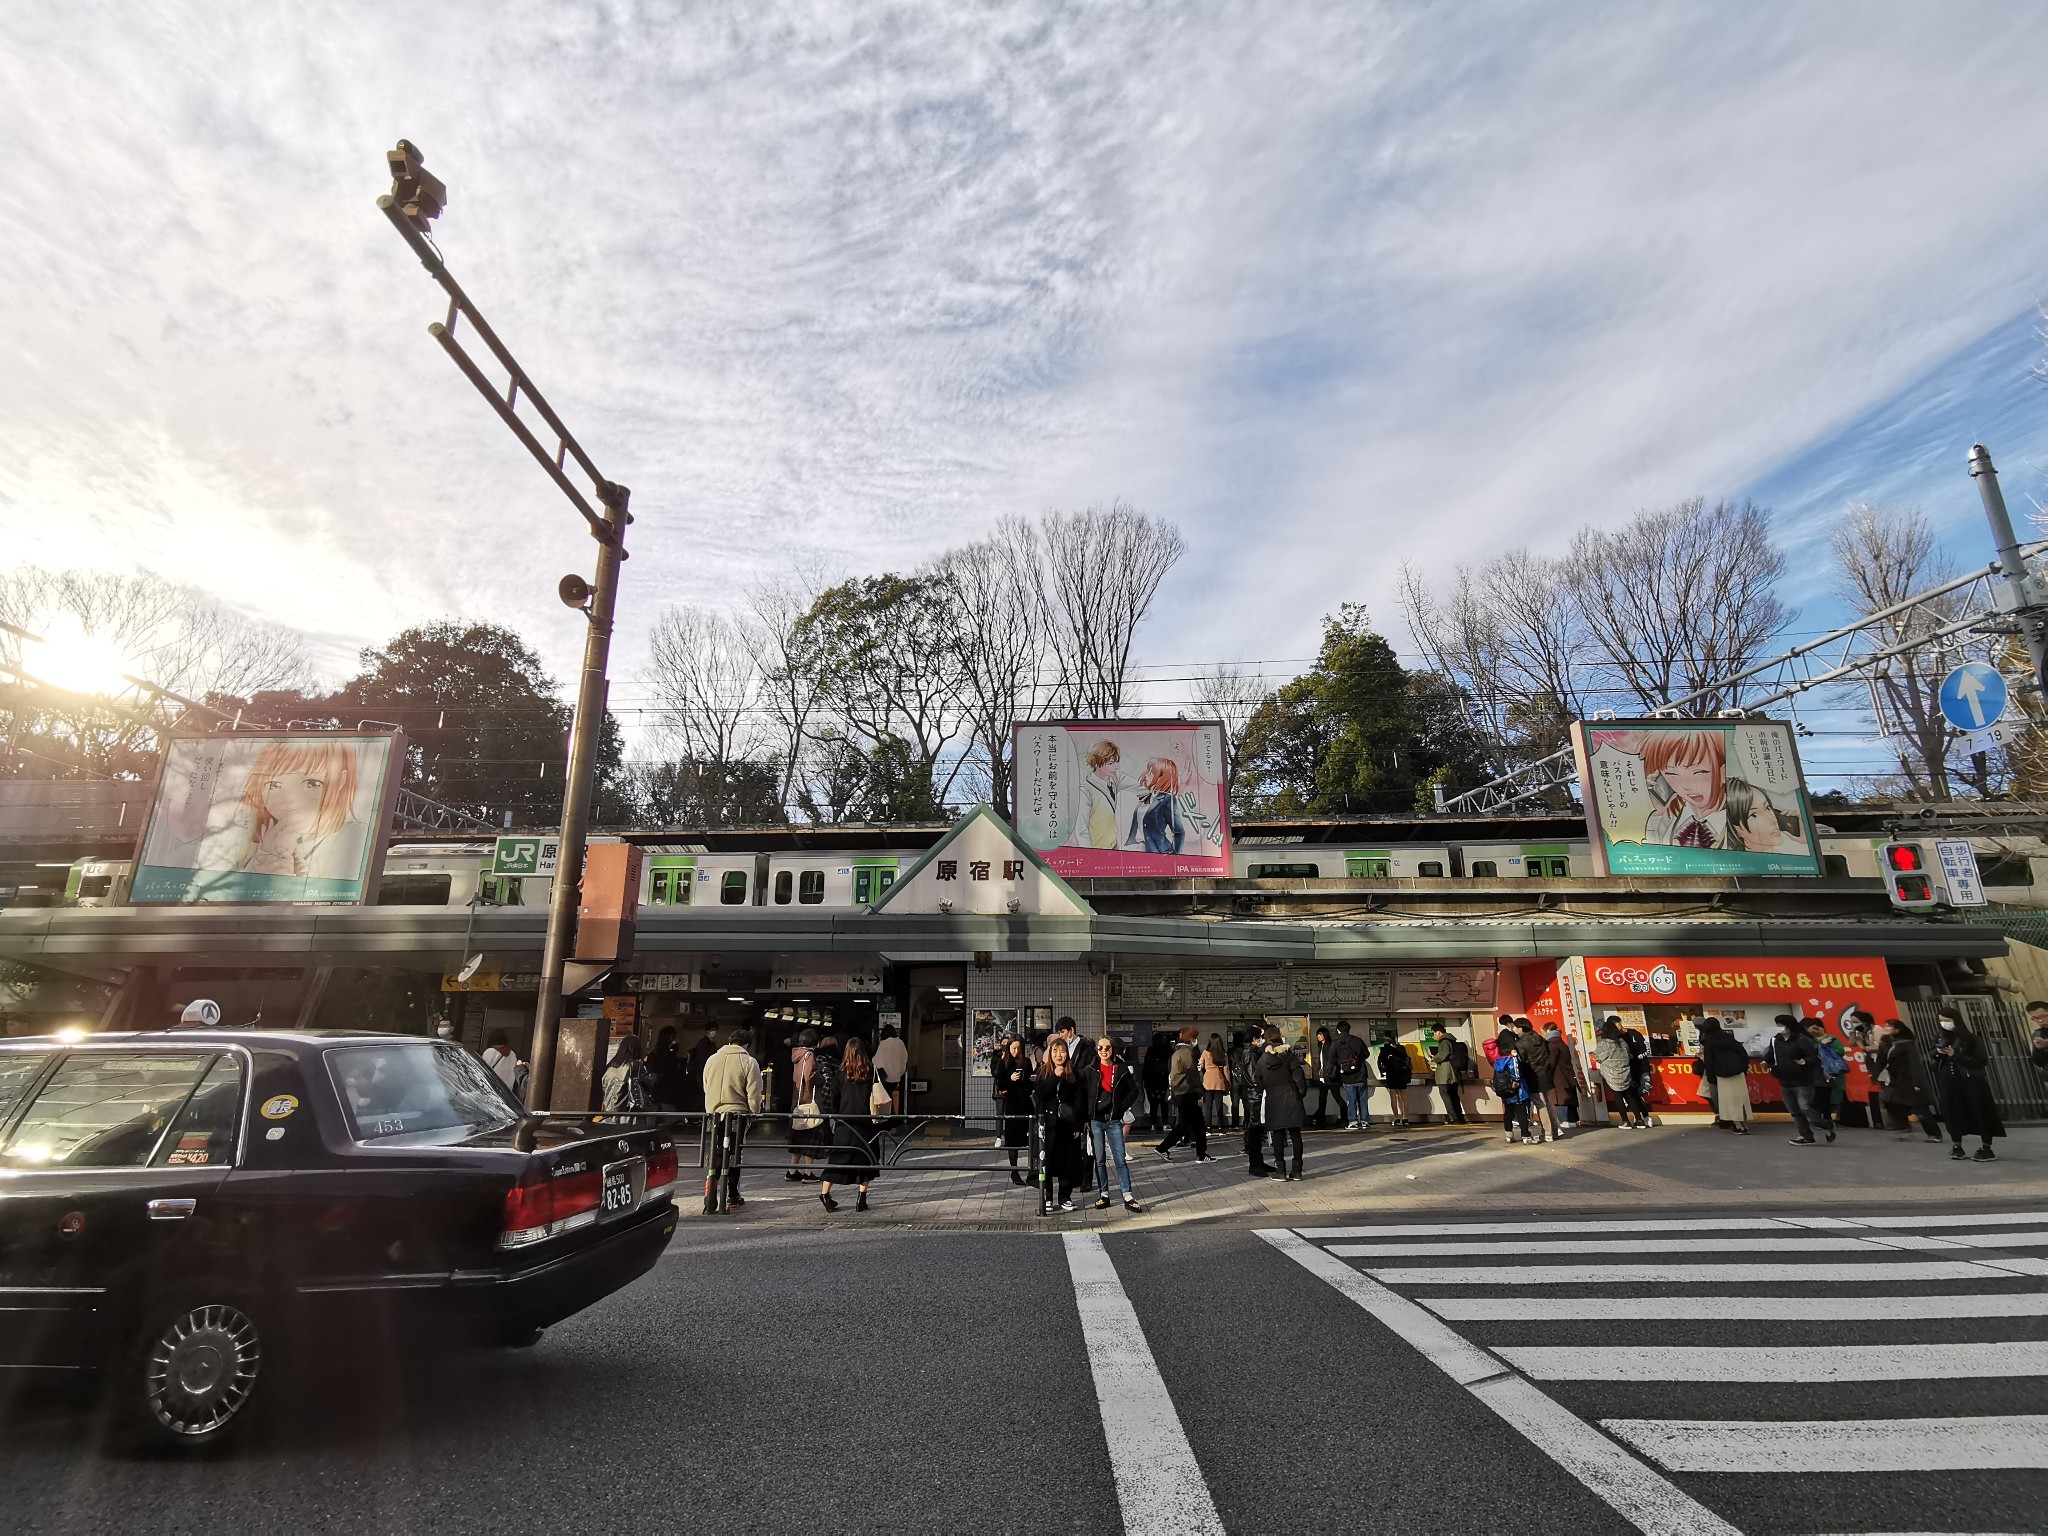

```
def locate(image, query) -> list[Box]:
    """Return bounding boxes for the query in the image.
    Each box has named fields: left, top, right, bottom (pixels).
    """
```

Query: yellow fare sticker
left=260, top=1094, right=299, bottom=1120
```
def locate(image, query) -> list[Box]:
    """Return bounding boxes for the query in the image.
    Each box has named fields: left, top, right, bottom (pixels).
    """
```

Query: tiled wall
left=962, top=959, right=1105, bottom=1119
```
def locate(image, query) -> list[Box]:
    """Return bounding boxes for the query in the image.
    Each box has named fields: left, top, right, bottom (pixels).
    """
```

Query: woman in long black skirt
left=819, top=1037, right=879, bottom=1212
left=1932, top=1012, right=2006, bottom=1162
left=992, top=1034, right=1035, bottom=1187
left=1033, top=1037, right=1090, bottom=1212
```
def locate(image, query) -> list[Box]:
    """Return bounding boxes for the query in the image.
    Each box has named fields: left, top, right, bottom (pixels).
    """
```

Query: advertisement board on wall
left=131, top=732, right=403, bottom=904
left=1013, top=719, right=1230, bottom=877
left=1570, top=718, right=1823, bottom=876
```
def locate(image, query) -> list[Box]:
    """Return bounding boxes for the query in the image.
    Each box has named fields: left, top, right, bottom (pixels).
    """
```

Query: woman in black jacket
left=991, top=1034, right=1036, bottom=1187
left=1695, top=1018, right=1752, bottom=1134
left=819, top=1038, right=879, bottom=1213
left=1033, top=1037, right=1090, bottom=1212
left=1931, top=1012, right=2005, bottom=1161
left=1081, top=1036, right=1144, bottom=1212
left=1256, top=1026, right=1309, bottom=1182
left=1870, top=1020, right=1942, bottom=1142
left=1377, top=1036, right=1415, bottom=1127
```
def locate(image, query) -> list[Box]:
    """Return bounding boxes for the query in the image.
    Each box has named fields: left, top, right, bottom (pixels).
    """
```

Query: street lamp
left=376, top=139, right=631, bottom=1112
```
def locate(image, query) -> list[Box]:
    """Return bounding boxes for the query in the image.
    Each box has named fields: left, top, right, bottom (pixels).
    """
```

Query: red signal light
left=1885, top=844, right=1923, bottom=873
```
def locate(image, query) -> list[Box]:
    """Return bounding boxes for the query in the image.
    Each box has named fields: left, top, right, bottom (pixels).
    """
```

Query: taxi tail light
left=500, top=1165, right=603, bottom=1248
left=646, top=1145, right=677, bottom=1192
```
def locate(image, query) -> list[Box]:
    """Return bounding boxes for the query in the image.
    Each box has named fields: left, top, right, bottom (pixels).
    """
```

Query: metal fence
left=1903, top=996, right=2048, bottom=1121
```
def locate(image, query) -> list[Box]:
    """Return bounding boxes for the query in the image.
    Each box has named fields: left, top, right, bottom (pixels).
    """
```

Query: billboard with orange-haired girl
left=1569, top=719, right=1822, bottom=876
left=132, top=733, right=403, bottom=903
left=1013, top=720, right=1230, bottom=877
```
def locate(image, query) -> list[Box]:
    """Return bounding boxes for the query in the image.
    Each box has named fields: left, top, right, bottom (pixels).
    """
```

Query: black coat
left=1081, top=1061, right=1142, bottom=1123
left=991, top=1051, right=1036, bottom=1147
left=1932, top=1029, right=2005, bottom=1140
left=1698, top=1031, right=1750, bottom=1080
left=1255, top=1048, right=1308, bottom=1129
left=1765, top=1030, right=1822, bottom=1088
left=1033, top=1072, right=1090, bottom=1182
left=1376, top=1042, right=1414, bottom=1090
left=1516, top=1034, right=1553, bottom=1091
left=826, top=1072, right=879, bottom=1177
left=1870, top=1033, right=1930, bottom=1109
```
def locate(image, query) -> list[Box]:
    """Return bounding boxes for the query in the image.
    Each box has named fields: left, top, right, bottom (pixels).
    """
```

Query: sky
left=4, top=2, right=2048, bottom=789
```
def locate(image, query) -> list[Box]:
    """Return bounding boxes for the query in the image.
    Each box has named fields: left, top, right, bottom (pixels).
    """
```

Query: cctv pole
left=376, top=141, right=631, bottom=1110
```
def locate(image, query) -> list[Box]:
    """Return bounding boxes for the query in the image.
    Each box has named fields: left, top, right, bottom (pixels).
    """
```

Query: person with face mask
left=1870, top=1019, right=1942, bottom=1142
left=1931, top=1011, right=2005, bottom=1162
left=434, top=1017, right=457, bottom=1042
left=1764, top=1013, right=1827, bottom=1145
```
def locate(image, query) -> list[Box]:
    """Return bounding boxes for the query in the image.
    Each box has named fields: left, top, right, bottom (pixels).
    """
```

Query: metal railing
left=690, top=1109, right=1049, bottom=1213
left=1904, top=996, right=2048, bottom=1121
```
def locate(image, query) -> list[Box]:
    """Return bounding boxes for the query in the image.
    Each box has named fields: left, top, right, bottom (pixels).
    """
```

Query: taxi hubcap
left=144, top=1304, right=260, bottom=1435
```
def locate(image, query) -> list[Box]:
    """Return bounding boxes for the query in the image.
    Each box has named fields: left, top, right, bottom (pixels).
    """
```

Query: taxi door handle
left=147, top=1198, right=197, bottom=1221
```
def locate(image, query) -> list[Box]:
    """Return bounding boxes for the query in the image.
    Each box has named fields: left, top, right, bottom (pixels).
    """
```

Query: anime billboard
left=1570, top=718, right=1822, bottom=877
left=1012, top=720, right=1231, bottom=877
left=131, top=733, right=404, bottom=904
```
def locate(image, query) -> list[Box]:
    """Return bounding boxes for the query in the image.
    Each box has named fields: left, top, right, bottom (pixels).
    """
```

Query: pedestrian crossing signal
left=1880, top=841, right=1936, bottom=910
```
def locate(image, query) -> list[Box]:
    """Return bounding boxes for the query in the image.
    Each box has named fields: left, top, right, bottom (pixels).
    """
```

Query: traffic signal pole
left=375, top=140, right=631, bottom=1111
left=1968, top=444, right=2048, bottom=707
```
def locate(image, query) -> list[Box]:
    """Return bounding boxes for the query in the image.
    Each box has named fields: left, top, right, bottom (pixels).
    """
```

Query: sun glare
left=31, top=613, right=134, bottom=696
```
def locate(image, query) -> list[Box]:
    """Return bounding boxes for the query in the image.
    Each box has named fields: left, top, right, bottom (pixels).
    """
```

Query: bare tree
left=934, top=518, right=1051, bottom=816
left=1563, top=497, right=1790, bottom=712
left=1189, top=664, right=1271, bottom=779
left=0, top=567, right=309, bottom=777
left=1041, top=501, right=1185, bottom=717
left=742, top=571, right=831, bottom=816
left=645, top=606, right=764, bottom=768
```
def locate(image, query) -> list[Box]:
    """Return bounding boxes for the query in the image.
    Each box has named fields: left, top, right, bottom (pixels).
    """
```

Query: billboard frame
left=128, top=728, right=407, bottom=906
left=1569, top=716, right=1824, bottom=877
left=1010, top=717, right=1233, bottom=879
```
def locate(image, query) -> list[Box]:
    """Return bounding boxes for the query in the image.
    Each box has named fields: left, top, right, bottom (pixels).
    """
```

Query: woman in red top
left=1082, top=1036, right=1144, bottom=1212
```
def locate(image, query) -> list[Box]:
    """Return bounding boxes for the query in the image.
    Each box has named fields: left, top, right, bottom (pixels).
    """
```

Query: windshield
left=326, top=1042, right=521, bottom=1145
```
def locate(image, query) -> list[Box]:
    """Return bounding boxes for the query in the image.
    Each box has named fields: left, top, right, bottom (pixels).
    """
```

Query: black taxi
left=0, top=1029, right=677, bottom=1446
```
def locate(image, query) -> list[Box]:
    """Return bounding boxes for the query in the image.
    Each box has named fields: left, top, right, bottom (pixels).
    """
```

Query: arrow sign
left=1938, top=662, right=2008, bottom=733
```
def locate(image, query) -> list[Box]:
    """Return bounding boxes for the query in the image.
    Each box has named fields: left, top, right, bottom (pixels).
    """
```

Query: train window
left=1545, top=859, right=1571, bottom=877
left=1524, top=862, right=1546, bottom=878
left=649, top=867, right=694, bottom=906
left=773, top=870, right=794, bottom=905
left=481, top=875, right=524, bottom=906
left=1358, top=860, right=1391, bottom=879
left=1249, top=863, right=1320, bottom=879
left=720, top=871, right=748, bottom=905
left=77, top=875, right=112, bottom=898
left=1821, top=855, right=1850, bottom=878
left=1469, top=860, right=1498, bottom=878
left=375, top=873, right=453, bottom=905
left=876, top=868, right=896, bottom=895
left=798, top=870, right=825, bottom=904
left=853, top=868, right=874, bottom=905
left=1416, top=861, right=1444, bottom=878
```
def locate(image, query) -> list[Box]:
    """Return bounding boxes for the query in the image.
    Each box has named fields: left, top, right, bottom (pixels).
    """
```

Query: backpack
left=1816, top=1039, right=1846, bottom=1076
left=1492, top=1052, right=1523, bottom=1099
left=1450, top=1039, right=1474, bottom=1079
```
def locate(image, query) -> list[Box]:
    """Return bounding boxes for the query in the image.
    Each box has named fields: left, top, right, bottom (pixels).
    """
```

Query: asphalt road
left=3, top=1203, right=2046, bottom=1535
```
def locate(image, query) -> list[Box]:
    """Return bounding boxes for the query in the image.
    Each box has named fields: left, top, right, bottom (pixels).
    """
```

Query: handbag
left=869, top=1078, right=892, bottom=1116
left=792, top=1099, right=823, bottom=1132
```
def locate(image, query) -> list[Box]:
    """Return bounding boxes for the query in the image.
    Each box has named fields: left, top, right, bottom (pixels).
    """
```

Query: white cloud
left=3, top=1, right=2048, bottom=720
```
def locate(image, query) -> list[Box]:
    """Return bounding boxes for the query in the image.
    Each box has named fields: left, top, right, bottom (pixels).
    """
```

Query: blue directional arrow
left=1938, top=662, right=2008, bottom=732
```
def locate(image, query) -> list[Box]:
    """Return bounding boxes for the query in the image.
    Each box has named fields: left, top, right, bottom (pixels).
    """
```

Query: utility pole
left=1968, top=443, right=2048, bottom=704
left=376, top=140, right=630, bottom=1111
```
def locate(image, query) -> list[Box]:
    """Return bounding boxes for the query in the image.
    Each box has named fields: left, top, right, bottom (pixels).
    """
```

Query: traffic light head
left=386, top=140, right=447, bottom=233
left=1880, top=841, right=1936, bottom=910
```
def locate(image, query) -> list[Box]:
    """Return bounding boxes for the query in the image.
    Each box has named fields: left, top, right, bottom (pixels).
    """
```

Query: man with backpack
left=1803, top=1017, right=1848, bottom=1140
left=1491, top=1021, right=1532, bottom=1143
left=1429, top=1026, right=1469, bottom=1124
left=1331, top=1019, right=1372, bottom=1130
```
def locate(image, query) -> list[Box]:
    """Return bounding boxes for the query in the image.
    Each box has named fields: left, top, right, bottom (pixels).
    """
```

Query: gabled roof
left=872, top=804, right=1093, bottom=917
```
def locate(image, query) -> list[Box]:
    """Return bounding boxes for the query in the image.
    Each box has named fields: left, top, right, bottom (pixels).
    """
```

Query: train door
left=1345, top=851, right=1393, bottom=878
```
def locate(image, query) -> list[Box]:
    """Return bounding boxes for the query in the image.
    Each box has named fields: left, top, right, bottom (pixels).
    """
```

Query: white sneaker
left=1058, top=1200, right=1076, bottom=1212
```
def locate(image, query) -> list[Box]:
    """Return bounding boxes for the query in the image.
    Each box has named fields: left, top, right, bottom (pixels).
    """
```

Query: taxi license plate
left=602, top=1158, right=641, bottom=1215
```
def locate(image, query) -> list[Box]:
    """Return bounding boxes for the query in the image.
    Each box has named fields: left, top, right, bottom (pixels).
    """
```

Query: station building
left=4, top=788, right=2044, bottom=1122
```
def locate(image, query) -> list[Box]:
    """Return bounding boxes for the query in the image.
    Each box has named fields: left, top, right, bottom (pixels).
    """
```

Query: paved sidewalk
left=703, top=1114, right=2048, bottom=1232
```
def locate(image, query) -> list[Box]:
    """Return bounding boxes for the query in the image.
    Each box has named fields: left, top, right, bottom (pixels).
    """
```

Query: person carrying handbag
left=1082, top=1036, right=1144, bottom=1212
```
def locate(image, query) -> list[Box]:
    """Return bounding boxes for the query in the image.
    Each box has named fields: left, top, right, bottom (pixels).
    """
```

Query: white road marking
left=1499, top=1341, right=2048, bottom=1382
left=1601, top=1414, right=2048, bottom=1473
left=1258, top=1229, right=1740, bottom=1536
left=1299, top=1218, right=1793, bottom=1239
left=1063, top=1234, right=1224, bottom=1536
left=1361, top=1260, right=2005, bottom=1286
left=1421, top=1291, right=2048, bottom=1321
left=1298, top=1210, right=2048, bottom=1241
left=1329, top=1236, right=1880, bottom=1257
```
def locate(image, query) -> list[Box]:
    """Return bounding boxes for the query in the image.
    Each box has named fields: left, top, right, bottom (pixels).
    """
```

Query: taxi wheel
left=129, top=1300, right=264, bottom=1448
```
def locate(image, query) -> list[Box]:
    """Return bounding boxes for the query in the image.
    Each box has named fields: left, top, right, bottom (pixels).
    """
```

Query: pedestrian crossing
left=1262, top=1208, right=2048, bottom=1536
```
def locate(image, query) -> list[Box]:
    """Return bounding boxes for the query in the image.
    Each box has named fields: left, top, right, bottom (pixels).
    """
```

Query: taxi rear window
left=326, top=1042, right=521, bottom=1145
